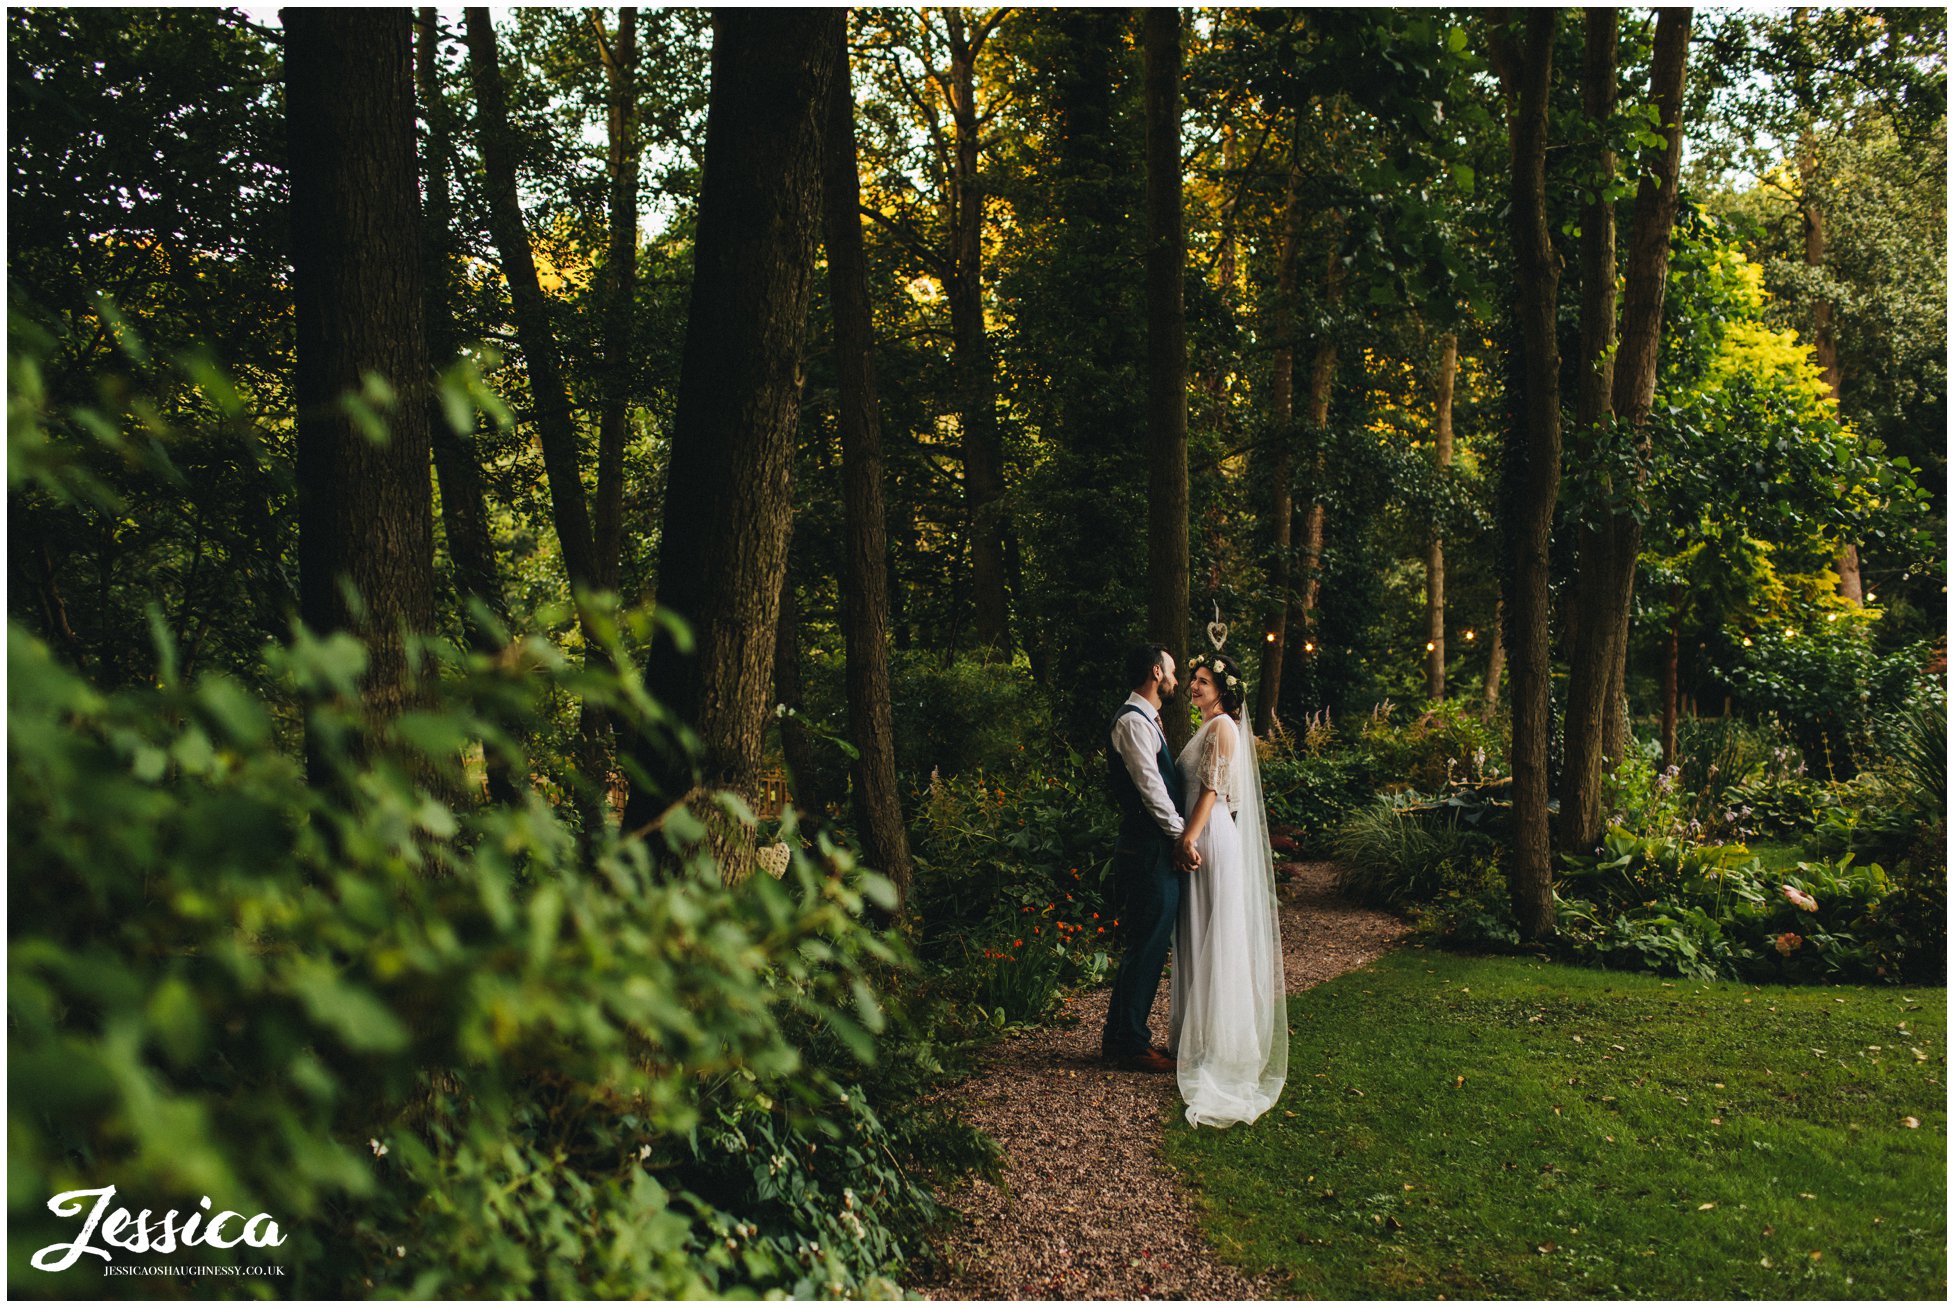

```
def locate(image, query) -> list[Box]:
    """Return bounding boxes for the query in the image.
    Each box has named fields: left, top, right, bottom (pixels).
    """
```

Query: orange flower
left=1013, top=938, right=1024, bottom=948
left=1097, top=927, right=1105, bottom=934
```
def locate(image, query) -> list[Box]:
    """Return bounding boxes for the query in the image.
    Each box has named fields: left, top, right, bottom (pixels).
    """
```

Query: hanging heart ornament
left=1206, top=603, right=1228, bottom=652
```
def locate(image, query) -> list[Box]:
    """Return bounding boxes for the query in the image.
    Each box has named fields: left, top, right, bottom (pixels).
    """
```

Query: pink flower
left=1781, top=885, right=1818, bottom=912
left=1775, top=931, right=1804, bottom=956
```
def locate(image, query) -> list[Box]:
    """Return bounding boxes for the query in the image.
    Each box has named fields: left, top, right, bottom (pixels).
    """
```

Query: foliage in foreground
left=1165, top=949, right=1946, bottom=1300
left=6, top=615, right=970, bottom=1299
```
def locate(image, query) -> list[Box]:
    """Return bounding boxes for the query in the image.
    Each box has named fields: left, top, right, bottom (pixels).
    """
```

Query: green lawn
left=1164, top=947, right=1946, bottom=1299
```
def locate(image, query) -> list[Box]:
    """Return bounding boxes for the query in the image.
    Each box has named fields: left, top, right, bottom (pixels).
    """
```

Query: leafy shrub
left=1353, top=698, right=1508, bottom=794
left=1260, top=751, right=1375, bottom=854
left=1671, top=714, right=1802, bottom=801
left=905, top=760, right=1118, bottom=965
left=6, top=616, right=941, bottom=1298
left=1554, top=829, right=1921, bottom=983
left=1332, top=795, right=1502, bottom=913
left=1716, top=614, right=1933, bottom=777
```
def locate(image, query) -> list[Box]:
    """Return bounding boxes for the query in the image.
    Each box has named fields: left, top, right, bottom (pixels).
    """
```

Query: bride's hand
left=1175, top=834, right=1201, bottom=871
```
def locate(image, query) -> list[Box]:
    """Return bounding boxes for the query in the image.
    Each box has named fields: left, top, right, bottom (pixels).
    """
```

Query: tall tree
left=944, top=9, right=1013, bottom=653
left=284, top=7, right=436, bottom=736
left=1487, top=10, right=1562, bottom=941
left=590, top=6, right=639, bottom=595
left=1252, top=131, right=1304, bottom=736
left=415, top=9, right=506, bottom=645
left=621, top=8, right=843, bottom=874
left=1144, top=7, right=1190, bottom=749
left=462, top=8, right=600, bottom=599
left=822, top=22, right=915, bottom=911
left=1565, top=9, right=1693, bottom=852
left=1559, top=6, right=1623, bottom=851
left=1424, top=330, right=1458, bottom=701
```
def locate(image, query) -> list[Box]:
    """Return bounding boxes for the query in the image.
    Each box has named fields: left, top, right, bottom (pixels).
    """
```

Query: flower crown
left=1185, top=651, right=1240, bottom=690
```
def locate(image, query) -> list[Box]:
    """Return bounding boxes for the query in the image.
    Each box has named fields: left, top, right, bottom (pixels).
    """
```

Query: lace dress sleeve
left=1197, top=717, right=1239, bottom=812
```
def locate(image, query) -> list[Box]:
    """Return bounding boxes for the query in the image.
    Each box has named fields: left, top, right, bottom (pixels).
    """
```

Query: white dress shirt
left=1111, top=692, right=1185, bottom=839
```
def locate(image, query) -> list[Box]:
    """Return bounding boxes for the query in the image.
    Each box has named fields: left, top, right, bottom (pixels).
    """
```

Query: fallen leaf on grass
left=1454, top=1075, right=1465, bottom=1088
left=1711, top=1116, right=1724, bottom=1125
left=1698, top=1202, right=1717, bottom=1211
left=1810, top=1250, right=1822, bottom=1261
left=1536, top=1241, right=1557, bottom=1254
left=1901, top=1116, right=1920, bottom=1129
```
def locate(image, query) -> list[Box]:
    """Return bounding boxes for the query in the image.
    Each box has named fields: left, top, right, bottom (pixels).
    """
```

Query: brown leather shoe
left=1114, top=1049, right=1177, bottom=1073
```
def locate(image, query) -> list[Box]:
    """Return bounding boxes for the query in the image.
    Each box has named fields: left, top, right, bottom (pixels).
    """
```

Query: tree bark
left=416, top=9, right=505, bottom=646
left=1482, top=593, right=1507, bottom=719
left=943, top=11, right=1013, bottom=654
left=463, top=8, right=599, bottom=597
left=772, top=568, right=829, bottom=819
left=285, top=7, right=436, bottom=745
left=591, top=6, right=638, bottom=594
left=1660, top=587, right=1682, bottom=771
left=822, top=21, right=915, bottom=912
left=1425, top=331, right=1457, bottom=702
left=1253, top=131, right=1304, bottom=737
left=1144, top=7, right=1190, bottom=752
left=1488, top=11, right=1561, bottom=940
left=1559, top=6, right=1623, bottom=852
left=621, top=9, right=842, bottom=880
left=1295, top=241, right=1340, bottom=628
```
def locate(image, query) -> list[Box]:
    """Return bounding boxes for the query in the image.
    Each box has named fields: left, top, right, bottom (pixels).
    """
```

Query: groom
left=1101, top=643, right=1200, bottom=1073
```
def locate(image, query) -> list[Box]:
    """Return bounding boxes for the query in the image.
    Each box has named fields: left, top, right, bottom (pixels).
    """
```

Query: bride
left=1168, top=650, right=1288, bottom=1128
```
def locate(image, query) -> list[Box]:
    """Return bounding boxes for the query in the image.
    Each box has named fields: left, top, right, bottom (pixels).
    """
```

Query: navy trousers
left=1101, top=830, right=1181, bottom=1057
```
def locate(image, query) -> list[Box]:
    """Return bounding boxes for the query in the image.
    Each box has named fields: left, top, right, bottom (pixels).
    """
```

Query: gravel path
left=912, top=859, right=1409, bottom=1300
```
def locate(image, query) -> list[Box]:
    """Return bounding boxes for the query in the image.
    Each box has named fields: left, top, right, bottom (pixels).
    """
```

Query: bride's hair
left=1189, top=651, right=1246, bottom=717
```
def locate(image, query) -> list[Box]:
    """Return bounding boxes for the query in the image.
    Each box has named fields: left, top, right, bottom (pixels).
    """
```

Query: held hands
left=1173, top=832, right=1202, bottom=873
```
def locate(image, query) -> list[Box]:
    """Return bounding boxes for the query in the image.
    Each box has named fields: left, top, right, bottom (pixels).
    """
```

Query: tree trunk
left=1798, top=143, right=1865, bottom=606
left=1483, top=593, right=1506, bottom=719
left=822, top=22, right=915, bottom=912
left=1144, top=7, right=1189, bottom=751
left=463, top=8, right=599, bottom=597
left=415, top=9, right=505, bottom=646
left=1564, top=9, right=1689, bottom=854
left=592, top=6, right=638, bottom=593
left=621, top=9, right=841, bottom=881
left=285, top=7, right=436, bottom=747
left=1559, top=6, right=1622, bottom=853
left=946, top=10, right=1012, bottom=654
left=1295, top=242, right=1340, bottom=628
left=772, top=568, right=829, bottom=819
left=1425, top=331, right=1457, bottom=702
left=1660, top=587, right=1682, bottom=771
left=1488, top=11, right=1561, bottom=941
left=1253, top=132, right=1304, bottom=737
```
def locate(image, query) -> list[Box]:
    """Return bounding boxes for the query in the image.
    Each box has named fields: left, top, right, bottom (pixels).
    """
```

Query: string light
left=1266, top=632, right=1276, bottom=643
left=1303, top=641, right=1315, bottom=653
left=1463, top=629, right=1476, bottom=642
left=1425, top=640, right=1436, bottom=652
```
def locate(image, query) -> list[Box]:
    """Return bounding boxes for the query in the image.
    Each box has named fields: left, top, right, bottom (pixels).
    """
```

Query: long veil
left=1232, top=714, right=1289, bottom=1115
left=1174, top=708, right=1288, bottom=1127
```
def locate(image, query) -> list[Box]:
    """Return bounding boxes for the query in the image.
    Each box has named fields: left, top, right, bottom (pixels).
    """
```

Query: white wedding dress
left=1168, top=712, right=1288, bottom=1128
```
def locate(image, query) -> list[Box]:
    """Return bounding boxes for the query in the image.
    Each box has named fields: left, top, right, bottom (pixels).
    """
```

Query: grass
left=1163, top=947, right=1946, bottom=1299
